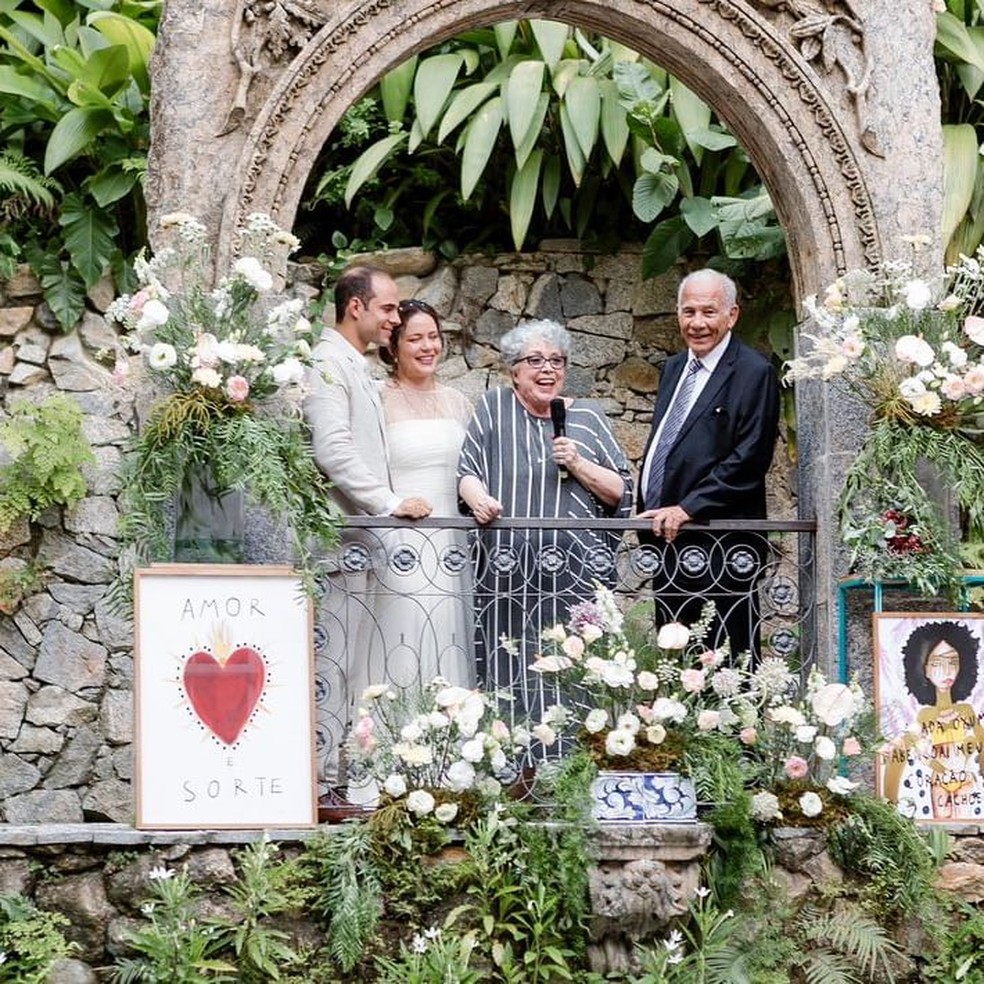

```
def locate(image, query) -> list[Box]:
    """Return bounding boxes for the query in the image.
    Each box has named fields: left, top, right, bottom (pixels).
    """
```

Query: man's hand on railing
left=639, top=504, right=692, bottom=542
left=391, top=497, right=433, bottom=519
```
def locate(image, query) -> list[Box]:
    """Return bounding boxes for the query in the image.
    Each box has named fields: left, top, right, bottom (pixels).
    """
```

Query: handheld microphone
left=550, top=398, right=567, bottom=479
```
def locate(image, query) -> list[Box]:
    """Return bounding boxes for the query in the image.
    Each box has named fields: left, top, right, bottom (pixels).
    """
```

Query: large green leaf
left=461, top=95, right=502, bottom=200
left=85, top=162, right=137, bottom=206
left=680, top=195, right=717, bottom=236
left=936, top=11, right=984, bottom=74
left=0, top=64, right=55, bottom=104
left=550, top=58, right=580, bottom=98
left=513, top=92, right=548, bottom=170
left=559, top=101, right=586, bottom=187
left=510, top=148, right=542, bottom=249
left=530, top=19, right=568, bottom=68
left=67, top=44, right=129, bottom=101
left=86, top=12, right=155, bottom=94
left=0, top=24, right=63, bottom=90
left=437, top=82, right=497, bottom=144
left=380, top=56, right=417, bottom=123
left=33, top=254, right=86, bottom=330
left=942, top=123, right=978, bottom=251
left=669, top=75, right=711, bottom=162
left=599, top=79, right=629, bottom=165
left=613, top=60, right=663, bottom=107
left=688, top=127, right=737, bottom=152
left=642, top=215, right=694, bottom=278
left=712, top=192, right=785, bottom=259
left=632, top=170, right=678, bottom=222
left=59, top=192, right=118, bottom=286
left=506, top=59, right=545, bottom=152
left=493, top=21, right=517, bottom=60
left=414, top=53, right=464, bottom=140
left=541, top=154, right=561, bottom=218
left=343, top=131, right=408, bottom=207
left=564, top=75, right=600, bottom=160
left=44, top=105, right=114, bottom=173
left=6, top=8, right=63, bottom=49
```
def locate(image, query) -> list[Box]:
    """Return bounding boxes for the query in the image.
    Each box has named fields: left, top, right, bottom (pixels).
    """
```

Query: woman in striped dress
left=457, top=320, right=633, bottom=745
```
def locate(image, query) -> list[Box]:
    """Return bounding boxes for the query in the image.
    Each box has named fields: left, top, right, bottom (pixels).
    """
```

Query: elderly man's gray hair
left=678, top=269, right=738, bottom=309
left=499, top=319, right=572, bottom=365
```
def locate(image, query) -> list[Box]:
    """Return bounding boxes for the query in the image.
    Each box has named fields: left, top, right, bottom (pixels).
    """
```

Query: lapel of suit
left=671, top=336, right=739, bottom=448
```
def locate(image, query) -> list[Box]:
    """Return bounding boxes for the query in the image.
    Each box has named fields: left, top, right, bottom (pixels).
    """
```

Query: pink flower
left=697, top=709, right=721, bottom=731
left=964, top=315, right=984, bottom=345
left=128, top=287, right=150, bottom=315
left=226, top=375, right=250, bottom=402
left=784, top=755, right=809, bottom=780
left=679, top=668, right=707, bottom=693
left=561, top=635, right=585, bottom=659
left=698, top=649, right=724, bottom=669
left=739, top=726, right=758, bottom=746
left=842, top=736, right=861, bottom=756
left=965, top=365, right=984, bottom=395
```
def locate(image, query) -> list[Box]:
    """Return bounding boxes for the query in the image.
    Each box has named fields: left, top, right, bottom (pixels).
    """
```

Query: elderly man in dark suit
left=638, top=268, right=780, bottom=662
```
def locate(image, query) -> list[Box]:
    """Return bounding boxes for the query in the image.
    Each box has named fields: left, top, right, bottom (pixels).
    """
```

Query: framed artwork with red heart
left=134, top=565, right=317, bottom=829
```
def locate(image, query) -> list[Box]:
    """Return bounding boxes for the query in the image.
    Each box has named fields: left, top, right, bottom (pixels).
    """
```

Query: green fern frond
left=801, top=947, right=859, bottom=984
left=0, top=151, right=58, bottom=210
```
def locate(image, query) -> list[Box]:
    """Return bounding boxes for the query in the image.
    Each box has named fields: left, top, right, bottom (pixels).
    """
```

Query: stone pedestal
left=587, top=821, right=713, bottom=974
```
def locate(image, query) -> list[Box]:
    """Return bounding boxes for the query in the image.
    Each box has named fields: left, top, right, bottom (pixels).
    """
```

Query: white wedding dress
left=368, top=382, right=475, bottom=691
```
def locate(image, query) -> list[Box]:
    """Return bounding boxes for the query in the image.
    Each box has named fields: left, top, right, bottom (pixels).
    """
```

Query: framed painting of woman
left=875, top=612, right=984, bottom=822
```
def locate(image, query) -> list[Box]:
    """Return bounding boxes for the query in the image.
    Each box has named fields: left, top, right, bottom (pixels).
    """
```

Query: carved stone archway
left=147, top=0, right=943, bottom=658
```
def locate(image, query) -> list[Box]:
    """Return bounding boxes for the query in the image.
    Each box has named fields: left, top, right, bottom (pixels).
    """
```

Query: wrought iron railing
left=311, top=518, right=816, bottom=781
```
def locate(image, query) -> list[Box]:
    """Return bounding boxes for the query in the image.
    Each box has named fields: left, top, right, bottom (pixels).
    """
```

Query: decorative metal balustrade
left=310, top=518, right=816, bottom=782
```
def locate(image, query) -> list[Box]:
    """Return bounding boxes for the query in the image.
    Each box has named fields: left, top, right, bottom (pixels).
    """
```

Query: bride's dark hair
left=381, top=298, right=444, bottom=371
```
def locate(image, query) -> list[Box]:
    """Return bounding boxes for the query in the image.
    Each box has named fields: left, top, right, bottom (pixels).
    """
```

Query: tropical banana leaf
left=414, top=53, right=464, bottom=140
left=942, top=123, right=978, bottom=255
left=343, top=132, right=408, bottom=207
left=379, top=56, right=417, bottom=123
left=530, top=19, right=568, bottom=68
left=510, top=148, right=543, bottom=249
left=461, top=95, right=503, bottom=199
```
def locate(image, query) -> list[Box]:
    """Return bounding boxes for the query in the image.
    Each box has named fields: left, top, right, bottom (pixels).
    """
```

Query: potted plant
left=784, top=241, right=984, bottom=596
left=528, top=585, right=775, bottom=822
left=107, top=212, right=340, bottom=596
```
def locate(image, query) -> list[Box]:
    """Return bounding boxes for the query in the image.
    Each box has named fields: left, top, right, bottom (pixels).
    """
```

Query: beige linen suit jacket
left=304, top=329, right=398, bottom=520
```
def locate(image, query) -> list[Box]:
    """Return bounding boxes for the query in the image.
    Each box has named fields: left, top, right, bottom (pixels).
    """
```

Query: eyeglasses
left=513, top=355, right=567, bottom=370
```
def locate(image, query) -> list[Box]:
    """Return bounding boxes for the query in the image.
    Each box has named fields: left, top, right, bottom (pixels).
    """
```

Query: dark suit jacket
left=638, top=335, right=779, bottom=520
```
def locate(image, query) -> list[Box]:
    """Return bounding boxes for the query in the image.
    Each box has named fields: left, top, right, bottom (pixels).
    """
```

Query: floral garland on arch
left=107, top=212, right=340, bottom=600
left=784, top=242, right=984, bottom=596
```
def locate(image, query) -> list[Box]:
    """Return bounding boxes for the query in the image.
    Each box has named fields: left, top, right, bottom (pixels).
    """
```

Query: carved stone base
left=587, top=821, right=713, bottom=974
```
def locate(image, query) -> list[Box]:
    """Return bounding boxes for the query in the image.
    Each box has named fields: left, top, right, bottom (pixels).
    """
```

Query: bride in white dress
left=369, top=299, right=475, bottom=690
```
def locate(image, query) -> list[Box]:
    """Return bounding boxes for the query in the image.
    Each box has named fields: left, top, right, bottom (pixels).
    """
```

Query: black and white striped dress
left=457, top=388, right=633, bottom=739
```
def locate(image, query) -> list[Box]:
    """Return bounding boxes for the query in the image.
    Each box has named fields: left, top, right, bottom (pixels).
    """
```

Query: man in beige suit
left=304, top=265, right=431, bottom=800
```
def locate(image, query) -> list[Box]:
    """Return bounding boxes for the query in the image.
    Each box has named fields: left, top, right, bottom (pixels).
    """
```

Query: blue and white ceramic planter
left=591, top=771, right=697, bottom=823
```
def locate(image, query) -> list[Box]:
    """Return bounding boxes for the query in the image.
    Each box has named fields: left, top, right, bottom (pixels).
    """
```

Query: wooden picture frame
left=873, top=611, right=984, bottom=823
left=134, top=565, right=317, bottom=829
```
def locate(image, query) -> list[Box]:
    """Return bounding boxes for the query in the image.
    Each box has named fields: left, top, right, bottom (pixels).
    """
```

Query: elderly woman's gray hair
left=499, top=319, right=572, bottom=365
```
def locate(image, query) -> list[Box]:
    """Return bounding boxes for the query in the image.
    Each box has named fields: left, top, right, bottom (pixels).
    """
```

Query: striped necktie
left=644, top=359, right=703, bottom=509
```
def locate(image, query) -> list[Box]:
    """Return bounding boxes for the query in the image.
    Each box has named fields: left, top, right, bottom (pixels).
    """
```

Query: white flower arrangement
left=347, top=677, right=531, bottom=825
left=527, top=586, right=771, bottom=773
left=108, top=212, right=311, bottom=405
left=784, top=245, right=984, bottom=596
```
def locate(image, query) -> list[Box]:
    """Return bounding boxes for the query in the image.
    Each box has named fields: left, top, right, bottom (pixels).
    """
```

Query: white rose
left=814, top=735, right=837, bottom=760
left=656, top=622, right=691, bottom=649
left=383, top=774, right=407, bottom=798
left=271, top=358, right=305, bottom=385
left=964, top=315, right=984, bottom=345
left=826, top=775, right=858, bottom=796
left=531, top=723, right=557, bottom=746
left=233, top=255, right=273, bottom=291
left=750, top=791, right=782, bottom=822
left=584, top=708, right=609, bottom=733
left=898, top=375, right=926, bottom=398
left=942, top=341, right=969, bottom=368
left=434, top=802, right=459, bottom=824
left=903, top=279, right=933, bottom=311
left=605, top=728, right=636, bottom=757
left=148, top=342, right=177, bottom=370
left=581, top=624, right=603, bottom=644
left=651, top=698, right=688, bottom=724
left=446, top=759, right=476, bottom=791
left=406, top=789, right=435, bottom=816
left=616, top=712, right=641, bottom=735
left=798, top=791, right=823, bottom=818
left=810, top=683, right=857, bottom=727
left=795, top=725, right=818, bottom=743
left=191, top=367, right=222, bottom=389
left=460, top=737, right=485, bottom=763
left=136, top=298, right=169, bottom=331
left=636, top=670, right=660, bottom=690
left=895, top=334, right=935, bottom=367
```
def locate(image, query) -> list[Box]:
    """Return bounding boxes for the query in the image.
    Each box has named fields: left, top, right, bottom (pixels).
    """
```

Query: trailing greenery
left=0, top=893, right=78, bottom=983
left=0, top=393, right=94, bottom=532
left=826, top=792, right=943, bottom=922
left=923, top=899, right=984, bottom=982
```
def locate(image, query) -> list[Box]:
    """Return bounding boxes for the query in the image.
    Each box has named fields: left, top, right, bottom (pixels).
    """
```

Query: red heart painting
left=183, top=646, right=266, bottom=745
